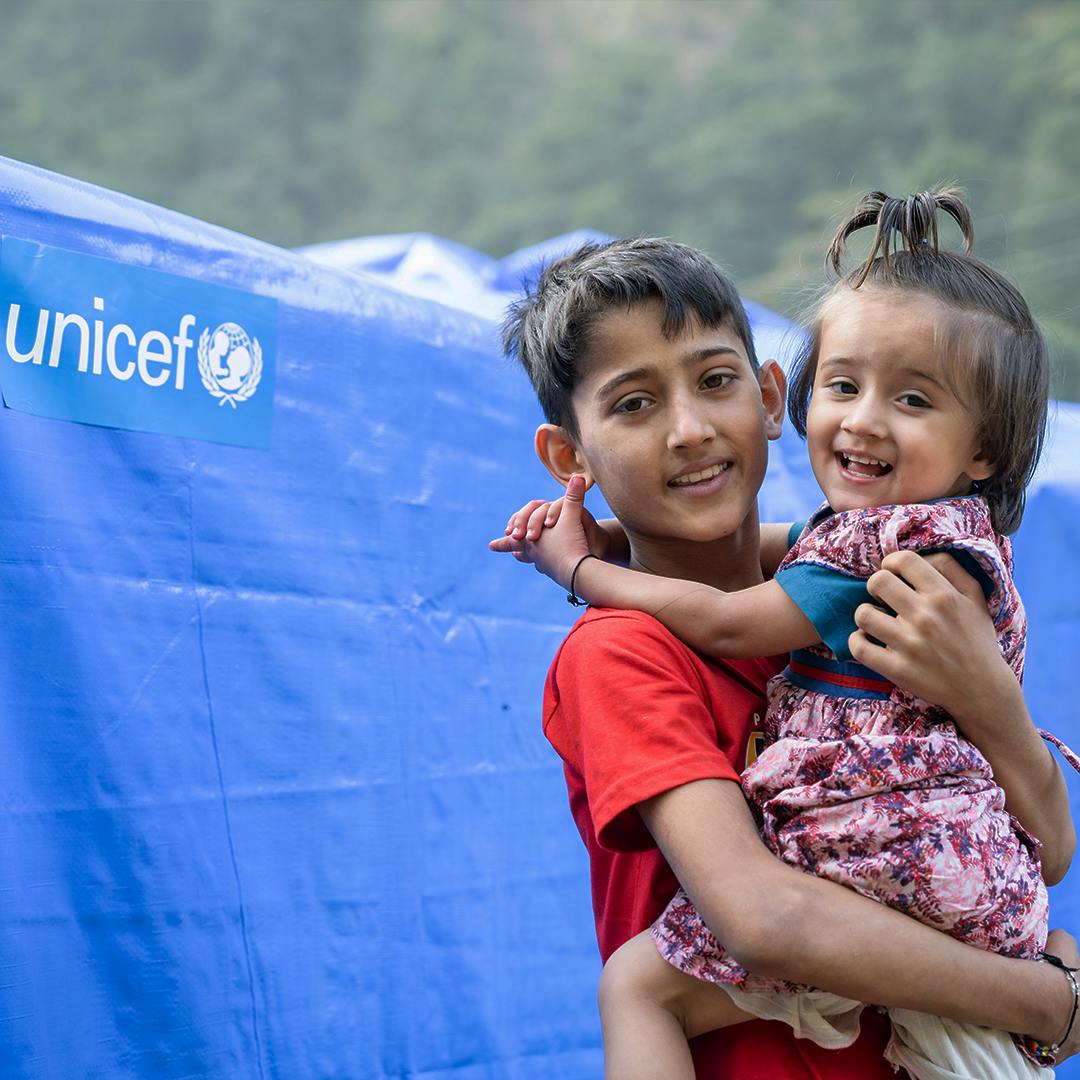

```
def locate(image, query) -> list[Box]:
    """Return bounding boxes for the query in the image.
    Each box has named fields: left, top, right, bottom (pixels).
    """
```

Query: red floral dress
left=652, top=496, right=1061, bottom=995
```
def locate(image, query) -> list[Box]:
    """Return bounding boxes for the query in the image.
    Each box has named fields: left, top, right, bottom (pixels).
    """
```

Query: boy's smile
left=563, top=299, right=783, bottom=580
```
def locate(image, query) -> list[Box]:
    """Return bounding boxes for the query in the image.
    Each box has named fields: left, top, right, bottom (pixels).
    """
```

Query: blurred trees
left=2, top=0, right=1079, bottom=395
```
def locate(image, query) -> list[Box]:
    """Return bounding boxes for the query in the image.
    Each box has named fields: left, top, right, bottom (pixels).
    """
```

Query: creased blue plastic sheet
left=0, top=156, right=1078, bottom=1079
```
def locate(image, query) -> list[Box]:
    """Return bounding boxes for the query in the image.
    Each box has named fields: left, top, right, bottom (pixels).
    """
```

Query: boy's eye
left=613, top=395, right=652, bottom=415
left=828, top=379, right=858, bottom=396
left=899, top=392, right=931, bottom=409
left=701, top=371, right=734, bottom=390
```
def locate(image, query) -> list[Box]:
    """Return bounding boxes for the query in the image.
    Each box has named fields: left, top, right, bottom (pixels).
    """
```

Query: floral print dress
left=653, top=495, right=1067, bottom=995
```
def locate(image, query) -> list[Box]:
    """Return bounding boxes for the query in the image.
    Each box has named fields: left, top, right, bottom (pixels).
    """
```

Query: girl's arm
left=504, top=476, right=819, bottom=658
left=571, top=559, right=820, bottom=659
left=852, top=550, right=1076, bottom=885
left=496, top=496, right=791, bottom=578
left=498, top=496, right=627, bottom=562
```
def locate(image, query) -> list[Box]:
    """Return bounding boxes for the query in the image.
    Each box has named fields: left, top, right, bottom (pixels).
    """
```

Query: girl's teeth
left=840, top=453, right=891, bottom=477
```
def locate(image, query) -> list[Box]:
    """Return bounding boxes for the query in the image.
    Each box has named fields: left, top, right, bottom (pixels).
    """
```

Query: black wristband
left=566, top=554, right=598, bottom=607
left=1043, top=952, right=1080, bottom=1049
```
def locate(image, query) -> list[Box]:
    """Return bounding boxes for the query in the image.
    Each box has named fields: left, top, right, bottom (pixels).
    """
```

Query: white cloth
left=715, top=984, right=1048, bottom=1080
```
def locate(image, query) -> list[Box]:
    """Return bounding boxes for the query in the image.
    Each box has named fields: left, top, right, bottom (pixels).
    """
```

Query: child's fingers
left=526, top=502, right=552, bottom=540
left=564, top=473, right=587, bottom=504
left=549, top=475, right=587, bottom=536
left=489, top=534, right=530, bottom=555
left=864, top=566, right=919, bottom=616
left=870, top=550, right=987, bottom=622
left=508, top=500, right=546, bottom=530
left=545, top=497, right=565, bottom=526
left=508, top=500, right=550, bottom=539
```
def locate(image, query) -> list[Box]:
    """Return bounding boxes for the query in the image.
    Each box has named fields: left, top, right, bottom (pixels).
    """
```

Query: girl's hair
left=787, top=187, right=1049, bottom=535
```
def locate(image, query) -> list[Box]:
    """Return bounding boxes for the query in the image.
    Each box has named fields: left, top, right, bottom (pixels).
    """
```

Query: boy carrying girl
left=491, top=238, right=1079, bottom=1077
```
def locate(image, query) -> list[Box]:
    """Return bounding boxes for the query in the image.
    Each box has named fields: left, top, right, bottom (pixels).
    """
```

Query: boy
left=493, top=238, right=1079, bottom=1077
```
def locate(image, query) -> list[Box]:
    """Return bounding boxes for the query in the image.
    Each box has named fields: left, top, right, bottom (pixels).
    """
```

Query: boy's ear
left=758, top=360, right=786, bottom=441
left=535, top=424, right=594, bottom=488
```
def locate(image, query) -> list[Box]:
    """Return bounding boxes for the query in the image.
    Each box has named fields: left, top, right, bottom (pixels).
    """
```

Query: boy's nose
left=668, top=400, right=716, bottom=449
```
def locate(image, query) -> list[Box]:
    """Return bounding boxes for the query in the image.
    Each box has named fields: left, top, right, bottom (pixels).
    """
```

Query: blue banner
left=0, top=236, right=277, bottom=448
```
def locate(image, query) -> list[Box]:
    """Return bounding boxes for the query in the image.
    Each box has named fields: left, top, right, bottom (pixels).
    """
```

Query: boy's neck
left=624, top=506, right=765, bottom=592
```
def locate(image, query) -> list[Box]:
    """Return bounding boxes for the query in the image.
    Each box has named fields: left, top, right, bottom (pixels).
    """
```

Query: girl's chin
left=824, top=492, right=886, bottom=513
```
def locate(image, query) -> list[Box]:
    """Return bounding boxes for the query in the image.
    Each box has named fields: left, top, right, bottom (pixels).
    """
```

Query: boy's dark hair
left=787, top=187, right=1049, bottom=535
left=502, top=237, right=757, bottom=438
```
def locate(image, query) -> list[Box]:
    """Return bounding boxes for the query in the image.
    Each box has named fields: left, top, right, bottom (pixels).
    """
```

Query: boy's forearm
left=951, top=674, right=1075, bottom=883
left=644, top=778, right=1071, bottom=1044
left=851, top=552, right=1076, bottom=881
left=733, top=861, right=1069, bottom=1041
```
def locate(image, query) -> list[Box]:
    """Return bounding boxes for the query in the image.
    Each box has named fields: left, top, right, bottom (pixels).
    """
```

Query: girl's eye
left=614, top=395, right=652, bottom=415
left=701, top=371, right=734, bottom=390
left=899, top=393, right=931, bottom=409
left=828, top=379, right=858, bottom=396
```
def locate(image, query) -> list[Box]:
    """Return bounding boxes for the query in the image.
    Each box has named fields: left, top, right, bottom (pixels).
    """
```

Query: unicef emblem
left=198, top=322, right=263, bottom=408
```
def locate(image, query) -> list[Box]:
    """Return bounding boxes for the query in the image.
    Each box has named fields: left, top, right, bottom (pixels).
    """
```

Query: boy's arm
left=852, top=550, right=1076, bottom=885
left=553, top=598, right=1077, bottom=1056
left=640, top=777, right=1079, bottom=1052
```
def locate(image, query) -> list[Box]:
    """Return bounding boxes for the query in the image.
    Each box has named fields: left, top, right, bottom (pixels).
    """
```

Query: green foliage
left=2, top=0, right=1079, bottom=396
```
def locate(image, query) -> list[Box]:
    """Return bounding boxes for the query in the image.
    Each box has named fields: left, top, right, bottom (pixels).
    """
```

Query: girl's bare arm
left=571, top=559, right=820, bottom=659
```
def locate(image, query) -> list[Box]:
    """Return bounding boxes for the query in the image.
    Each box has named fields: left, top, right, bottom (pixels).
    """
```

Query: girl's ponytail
left=828, top=187, right=974, bottom=286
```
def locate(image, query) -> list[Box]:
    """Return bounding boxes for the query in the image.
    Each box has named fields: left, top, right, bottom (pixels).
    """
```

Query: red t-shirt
left=544, top=607, right=894, bottom=1079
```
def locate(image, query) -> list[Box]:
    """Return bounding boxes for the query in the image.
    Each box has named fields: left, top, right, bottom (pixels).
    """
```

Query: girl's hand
left=489, top=475, right=594, bottom=590
left=489, top=479, right=610, bottom=563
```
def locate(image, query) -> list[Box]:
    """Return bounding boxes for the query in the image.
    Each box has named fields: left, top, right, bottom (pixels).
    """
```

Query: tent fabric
left=0, top=156, right=1078, bottom=1079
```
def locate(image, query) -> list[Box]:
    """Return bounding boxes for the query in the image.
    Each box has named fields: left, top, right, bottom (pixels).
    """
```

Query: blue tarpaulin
left=1, top=156, right=1078, bottom=1079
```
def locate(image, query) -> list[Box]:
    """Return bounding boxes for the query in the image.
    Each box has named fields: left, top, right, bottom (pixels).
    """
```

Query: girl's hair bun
left=829, top=186, right=975, bottom=286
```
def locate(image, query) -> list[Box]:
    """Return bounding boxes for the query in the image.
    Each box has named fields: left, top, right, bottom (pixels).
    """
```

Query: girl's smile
left=806, top=287, right=994, bottom=513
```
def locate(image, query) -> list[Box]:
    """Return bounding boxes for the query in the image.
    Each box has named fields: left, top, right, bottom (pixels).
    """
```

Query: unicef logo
left=198, top=322, right=263, bottom=408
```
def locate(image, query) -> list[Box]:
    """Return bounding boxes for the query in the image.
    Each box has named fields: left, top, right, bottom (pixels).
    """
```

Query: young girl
left=499, top=189, right=1079, bottom=1079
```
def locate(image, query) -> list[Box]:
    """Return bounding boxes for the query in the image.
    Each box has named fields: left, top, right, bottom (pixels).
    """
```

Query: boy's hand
left=1043, top=929, right=1080, bottom=1061
left=853, top=550, right=1077, bottom=885
left=488, top=474, right=593, bottom=590
left=489, top=477, right=610, bottom=563
left=848, top=549, right=1013, bottom=725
